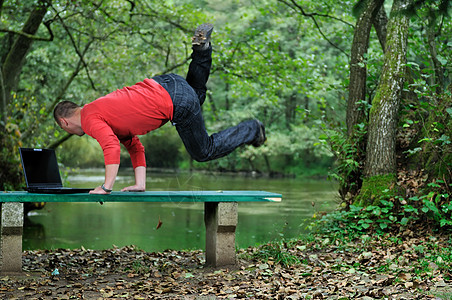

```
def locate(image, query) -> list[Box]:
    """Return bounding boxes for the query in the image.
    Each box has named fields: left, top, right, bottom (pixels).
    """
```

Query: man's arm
left=120, top=136, right=147, bottom=192
left=121, top=166, right=146, bottom=192
left=121, top=136, right=146, bottom=168
left=90, top=164, right=120, bottom=194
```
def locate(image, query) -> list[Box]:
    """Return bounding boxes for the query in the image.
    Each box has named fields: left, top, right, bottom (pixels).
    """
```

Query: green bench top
left=0, top=191, right=282, bottom=203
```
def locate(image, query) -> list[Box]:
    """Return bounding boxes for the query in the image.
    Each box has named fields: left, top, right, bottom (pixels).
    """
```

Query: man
left=54, top=24, right=266, bottom=194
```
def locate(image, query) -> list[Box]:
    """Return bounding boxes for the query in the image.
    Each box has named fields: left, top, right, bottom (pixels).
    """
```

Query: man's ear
left=59, top=118, right=68, bottom=127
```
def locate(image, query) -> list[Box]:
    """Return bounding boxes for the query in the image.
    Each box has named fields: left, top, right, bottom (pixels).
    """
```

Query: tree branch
left=277, top=0, right=350, bottom=57
left=21, top=40, right=94, bottom=141
left=372, top=4, right=388, bottom=51
left=47, top=133, right=73, bottom=149
left=50, top=4, right=97, bottom=91
left=284, top=0, right=355, bottom=27
left=158, top=56, right=191, bottom=75
left=0, top=19, right=54, bottom=42
left=48, top=39, right=95, bottom=112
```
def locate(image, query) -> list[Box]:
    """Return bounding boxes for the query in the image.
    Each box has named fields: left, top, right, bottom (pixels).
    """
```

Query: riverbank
left=2, top=231, right=451, bottom=299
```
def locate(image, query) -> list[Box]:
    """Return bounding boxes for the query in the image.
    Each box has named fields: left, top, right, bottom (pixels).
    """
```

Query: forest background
left=0, top=0, right=451, bottom=231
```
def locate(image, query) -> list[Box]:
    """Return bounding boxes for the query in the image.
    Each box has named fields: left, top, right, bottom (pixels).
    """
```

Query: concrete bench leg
left=204, top=202, right=238, bottom=267
left=0, top=202, right=24, bottom=274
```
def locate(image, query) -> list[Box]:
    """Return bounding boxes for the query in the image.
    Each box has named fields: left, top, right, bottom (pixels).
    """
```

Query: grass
left=433, top=292, right=452, bottom=300
left=246, top=239, right=301, bottom=267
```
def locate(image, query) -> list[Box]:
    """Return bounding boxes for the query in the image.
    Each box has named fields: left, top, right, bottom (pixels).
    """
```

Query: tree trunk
left=372, top=4, right=388, bottom=52
left=346, top=0, right=384, bottom=136
left=284, top=92, right=297, bottom=128
left=426, top=23, right=445, bottom=93
left=341, top=0, right=384, bottom=200
left=0, top=0, right=48, bottom=121
left=0, top=0, right=49, bottom=190
left=358, top=0, right=410, bottom=204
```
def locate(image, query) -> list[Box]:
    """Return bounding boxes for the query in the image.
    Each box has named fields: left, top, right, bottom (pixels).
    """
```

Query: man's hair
left=53, top=101, right=80, bottom=125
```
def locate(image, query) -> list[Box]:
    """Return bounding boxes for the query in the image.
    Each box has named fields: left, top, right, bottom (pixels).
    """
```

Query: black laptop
left=19, top=147, right=92, bottom=194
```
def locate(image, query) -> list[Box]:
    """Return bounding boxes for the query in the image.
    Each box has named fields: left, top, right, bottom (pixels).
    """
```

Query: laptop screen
left=19, top=148, right=63, bottom=188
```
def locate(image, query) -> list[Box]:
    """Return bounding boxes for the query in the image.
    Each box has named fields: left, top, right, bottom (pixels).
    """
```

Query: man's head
left=54, top=101, right=85, bottom=136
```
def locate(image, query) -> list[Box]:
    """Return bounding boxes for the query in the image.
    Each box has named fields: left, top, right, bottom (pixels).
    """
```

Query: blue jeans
left=153, top=47, right=259, bottom=162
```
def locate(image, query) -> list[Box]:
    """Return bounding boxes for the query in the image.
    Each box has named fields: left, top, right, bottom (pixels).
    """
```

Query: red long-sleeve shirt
left=80, top=78, right=173, bottom=168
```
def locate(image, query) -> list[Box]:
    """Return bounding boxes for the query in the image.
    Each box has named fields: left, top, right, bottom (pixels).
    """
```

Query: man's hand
left=121, top=185, right=145, bottom=192
left=90, top=186, right=111, bottom=194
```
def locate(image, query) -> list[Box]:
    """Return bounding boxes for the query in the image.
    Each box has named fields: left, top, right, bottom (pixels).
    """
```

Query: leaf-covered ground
left=1, top=231, right=451, bottom=299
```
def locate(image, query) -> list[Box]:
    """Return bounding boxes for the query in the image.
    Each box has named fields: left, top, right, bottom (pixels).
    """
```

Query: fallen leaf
left=156, top=216, right=163, bottom=230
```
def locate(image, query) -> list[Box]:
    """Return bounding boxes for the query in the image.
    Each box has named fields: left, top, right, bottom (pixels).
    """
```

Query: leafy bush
left=319, top=121, right=367, bottom=202
left=0, top=130, right=23, bottom=190
left=313, top=180, right=452, bottom=235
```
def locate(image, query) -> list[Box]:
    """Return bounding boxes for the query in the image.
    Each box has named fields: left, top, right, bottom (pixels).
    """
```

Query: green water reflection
left=23, top=170, right=338, bottom=251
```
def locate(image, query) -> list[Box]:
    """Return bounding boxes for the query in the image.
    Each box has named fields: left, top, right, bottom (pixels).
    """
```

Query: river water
left=23, top=169, right=339, bottom=252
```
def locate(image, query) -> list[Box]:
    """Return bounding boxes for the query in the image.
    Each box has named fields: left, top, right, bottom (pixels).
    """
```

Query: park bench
left=0, top=190, right=281, bottom=274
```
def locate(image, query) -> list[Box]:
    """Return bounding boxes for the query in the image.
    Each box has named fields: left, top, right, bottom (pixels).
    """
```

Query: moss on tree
left=355, top=173, right=403, bottom=206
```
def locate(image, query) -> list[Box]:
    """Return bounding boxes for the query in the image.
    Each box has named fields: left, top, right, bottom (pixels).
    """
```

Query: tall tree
left=1, top=0, right=50, bottom=124
left=357, top=0, right=410, bottom=203
left=346, top=0, right=384, bottom=136
left=340, top=0, right=385, bottom=199
left=0, top=0, right=51, bottom=189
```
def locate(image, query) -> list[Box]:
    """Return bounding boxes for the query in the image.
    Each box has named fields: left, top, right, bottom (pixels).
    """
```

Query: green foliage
left=190, top=123, right=334, bottom=176
left=195, top=0, right=350, bottom=175
left=401, top=0, right=452, bottom=18
left=1, top=0, right=352, bottom=186
left=319, top=121, right=367, bottom=201
left=314, top=202, right=398, bottom=235
left=0, top=130, right=23, bottom=190
left=401, top=8, right=452, bottom=177
left=1, top=0, right=211, bottom=184
left=313, top=179, right=452, bottom=235
left=316, top=0, right=451, bottom=234
left=416, top=180, right=452, bottom=228
left=250, top=239, right=300, bottom=267
left=1, top=0, right=449, bottom=195
left=410, top=100, right=451, bottom=177
left=138, top=125, right=184, bottom=169
left=355, top=174, right=402, bottom=206
left=59, top=136, right=104, bottom=168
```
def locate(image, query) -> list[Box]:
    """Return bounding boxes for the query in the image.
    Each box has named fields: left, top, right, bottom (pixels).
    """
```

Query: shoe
left=192, top=23, right=213, bottom=50
left=252, top=120, right=266, bottom=147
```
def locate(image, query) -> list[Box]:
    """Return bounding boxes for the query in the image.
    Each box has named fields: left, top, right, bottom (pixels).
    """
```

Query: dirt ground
left=1, top=234, right=451, bottom=299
